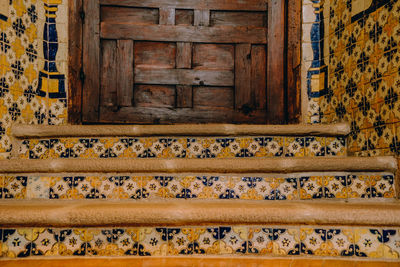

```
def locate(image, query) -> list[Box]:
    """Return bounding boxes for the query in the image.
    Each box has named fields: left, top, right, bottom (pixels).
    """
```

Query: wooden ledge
left=0, top=200, right=399, bottom=227
left=11, top=123, right=351, bottom=138
left=0, top=157, right=396, bottom=173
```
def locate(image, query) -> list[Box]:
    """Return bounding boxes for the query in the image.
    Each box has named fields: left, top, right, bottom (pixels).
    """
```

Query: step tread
left=0, top=156, right=396, bottom=173
left=11, top=123, right=351, bottom=138
left=0, top=199, right=399, bottom=227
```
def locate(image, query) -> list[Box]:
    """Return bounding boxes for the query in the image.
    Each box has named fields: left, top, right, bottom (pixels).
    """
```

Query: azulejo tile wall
left=306, top=0, right=400, bottom=156
left=1, top=226, right=400, bottom=259
left=0, top=172, right=394, bottom=200
left=0, top=0, right=68, bottom=160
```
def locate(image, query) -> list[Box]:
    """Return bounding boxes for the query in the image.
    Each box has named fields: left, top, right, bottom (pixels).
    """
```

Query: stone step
left=0, top=200, right=399, bottom=260
left=11, top=123, right=349, bottom=159
left=0, top=157, right=397, bottom=200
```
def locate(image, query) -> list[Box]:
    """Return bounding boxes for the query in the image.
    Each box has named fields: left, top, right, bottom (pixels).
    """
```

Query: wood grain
left=134, top=42, right=176, bottom=69
left=194, top=10, right=210, bottom=26
left=193, top=86, right=234, bottom=108
left=287, top=0, right=302, bottom=123
left=193, top=44, right=234, bottom=70
left=100, top=0, right=268, bottom=11
left=134, top=85, right=175, bottom=108
left=235, top=44, right=252, bottom=110
left=251, top=45, right=267, bottom=109
left=267, top=0, right=286, bottom=124
left=100, top=40, right=117, bottom=108
left=176, top=85, right=193, bottom=108
left=176, top=42, right=192, bottom=69
left=175, top=9, right=194, bottom=25
left=68, top=0, right=83, bottom=124
left=82, top=0, right=100, bottom=122
left=100, top=6, right=158, bottom=25
left=159, top=7, right=175, bottom=25
left=210, top=11, right=266, bottom=27
left=100, top=106, right=267, bottom=124
left=101, top=24, right=267, bottom=44
left=135, top=69, right=234, bottom=86
left=117, top=40, right=134, bottom=107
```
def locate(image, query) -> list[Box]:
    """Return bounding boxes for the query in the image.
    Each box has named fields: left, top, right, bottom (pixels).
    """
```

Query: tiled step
left=0, top=200, right=400, bottom=260
left=11, top=123, right=349, bottom=159
left=0, top=157, right=397, bottom=200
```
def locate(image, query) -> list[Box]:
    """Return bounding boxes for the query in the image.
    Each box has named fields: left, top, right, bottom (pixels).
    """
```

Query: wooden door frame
left=68, top=0, right=301, bottom=124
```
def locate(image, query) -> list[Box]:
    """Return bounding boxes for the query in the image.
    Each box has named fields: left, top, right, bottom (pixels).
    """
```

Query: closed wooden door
left=80, top=0, right=292, bottom=124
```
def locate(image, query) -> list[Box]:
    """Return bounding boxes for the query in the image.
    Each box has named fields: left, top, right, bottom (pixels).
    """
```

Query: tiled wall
left=0, top=0, right=68, bottom=159
left=306, top=0, right=400, bottom=157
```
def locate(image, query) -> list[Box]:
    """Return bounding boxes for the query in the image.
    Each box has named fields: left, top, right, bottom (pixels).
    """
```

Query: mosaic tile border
left=0, top=173, right=394, bottom=200
left=1, top=226, right=399, bottom=259
left=18, top=136, right=347, bottom=159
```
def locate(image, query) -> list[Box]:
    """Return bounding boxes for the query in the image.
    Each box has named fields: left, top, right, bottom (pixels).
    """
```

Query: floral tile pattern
left=20, top=136, right=347, bottom=159
left=0, top=226, right=399, bottom=259
left=0, top=173, right=394, bottom=201
left=307, top=0, right=400, bottom=157
left=0, top=0, right=68, bottom=159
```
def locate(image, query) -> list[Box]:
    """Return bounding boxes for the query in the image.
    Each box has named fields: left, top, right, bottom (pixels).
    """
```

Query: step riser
left=0, top=226, right=399, bottom=260
left=0, top=173, right=396, bottom=200
left=15, top=136, right=346, bottom=160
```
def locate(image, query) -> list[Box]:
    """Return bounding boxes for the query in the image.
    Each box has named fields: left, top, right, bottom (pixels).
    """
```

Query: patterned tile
left=219, top=227, right=247, bottom=255
left=2, top=229, right=32, bottom=258
left=19, top=136, right=347, bottom=160
left=299, top=176, right=324, bottom=199
left=2, top=175, right=27, bottom=199
left=26, top=176, right=49, bottom=199
left=354, top=228, right=384, bottom=258
left=193, top=227, right=219, bottom=255
left=270, top=228, right=300, bottom=256
left=247, top=227, right=272, bottom=255
left=57, top=229, right=87, bottom=256
left=347, top=174, right=372, bottom=199
left=30, top=229, right=60, bottom=257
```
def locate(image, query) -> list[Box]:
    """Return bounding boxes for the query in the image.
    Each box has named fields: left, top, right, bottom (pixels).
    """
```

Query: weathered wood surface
left=134, top=85, right=175, bottom=108
left=175, top=9, right=194, bottom=25
left=134, top=42, right=176, bottom=69
left=100, top=0, right=268, bottom=11
left=194, top=10, right=210, bottom=26
left=210, top=11, right=266, bottom=27
left=159, top=7, right=175, bottom=25
left=100, top=106, right=268, bottom=124
left=235, top=44, right=252, bottom=110
left=251, top=45, right=267, bottom=109
left=116, top=40, right=134, bottom=107
left=68, top=0, right=83, bottom=124
left=82, top=0, right=100, bottom=122
left=73, top=0, right=301, bottom=124
left=101, top=24, right=268, bottom=44
left=135, top=69, right=234, bottom=86
left=193, top=44, right=234, bottom=70
left=100, top=40, right=117, bottom=108
left=193, top=87, right=234, bottom=109
left=176, top=42, right=192, bottom=69
left=267, top=0, right=286, bottom=124
left=176, top=85, right=193, bottom=108
left=101, top=6, right=158, bottom=25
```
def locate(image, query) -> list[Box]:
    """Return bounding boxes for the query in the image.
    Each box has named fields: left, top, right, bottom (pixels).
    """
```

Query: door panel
left=82, top=0, right=286, bottom=124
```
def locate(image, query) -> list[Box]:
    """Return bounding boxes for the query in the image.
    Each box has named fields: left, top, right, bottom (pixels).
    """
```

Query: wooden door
left=79, top=0, right=293, bottom=124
